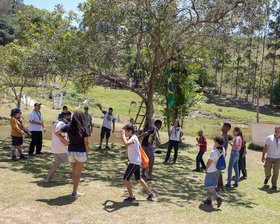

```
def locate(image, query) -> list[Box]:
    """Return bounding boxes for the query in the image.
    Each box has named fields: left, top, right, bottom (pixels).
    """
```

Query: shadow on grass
left=198, top=204, right=221, bottom=213
left=36, top=195, right=76, bottom=206
left=0, top=138, right=258, bottom=210
left=103, top=200, right=139, bottom=212
left=258, top=185, right=280, bottom=194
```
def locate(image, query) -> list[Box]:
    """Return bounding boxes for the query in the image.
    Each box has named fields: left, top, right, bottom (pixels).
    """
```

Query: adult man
left=97, top=104, right=115, bottom=150
left=57, top=106, right=68, bottom=120
left=262, top=127, right=280, bottom=190
left=138, top=120, right=162, bottom=180
left=45, top=111, right=72, bottom=183
left=84, top=106, right=93, bottom=133
left=28, top=103, right=46, bottom=155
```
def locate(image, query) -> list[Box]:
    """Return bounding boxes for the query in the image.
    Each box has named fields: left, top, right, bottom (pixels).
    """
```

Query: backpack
left=216, top=148, right=226, bottom=170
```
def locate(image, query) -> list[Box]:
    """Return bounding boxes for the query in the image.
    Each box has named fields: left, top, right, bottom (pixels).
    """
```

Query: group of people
left=8, top=102, right=280, bottom=205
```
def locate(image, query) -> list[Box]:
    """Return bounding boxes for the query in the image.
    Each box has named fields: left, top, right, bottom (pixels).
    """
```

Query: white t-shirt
left=169, top=126, right=182, bottom=141
left=51, top=121, right=68, bottom=154
left=127, top=135, right=141, bottom=165
left=207, top=147, right=226, bottom=173
left=29, top=110, right=43, bottom=131
left=265, top=135, right=280, bottom=159
left=102, top=111, right=115, bottom=130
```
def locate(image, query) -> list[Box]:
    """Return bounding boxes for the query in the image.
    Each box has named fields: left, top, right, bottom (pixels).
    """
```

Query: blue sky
left=24, top=0, right=86, bottom=15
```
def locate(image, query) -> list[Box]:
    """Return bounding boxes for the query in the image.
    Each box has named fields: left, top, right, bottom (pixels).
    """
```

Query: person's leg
left=148, top=160, right=154, bottom=178
left=271, top=158, right=280, bottom=187
left=173, top=141, right=179, bottom=163
left=200, top=151, right=206, bottom=169
left=196, top=150, right=202, bottom=171
left=29, top=131, right=36, bottom=155
left=217, top=173, right=224, bottom=189
left=99, top=127, right=105, bottom=148
left=105, top=128, right=111, bottom=148
left=227, top=152, right=234, bottom=186
left=233, top=156, right=239, bottom=185
left=164, top=141, right=173, bottom=163
left=45, top=163, right=60, bottom=183
left=124, top=180, right=133, bottom=196
left=243, top=156, right=247, bottom=178
left=11, top=145, right=16, bottom=159
left=17, top=145, right=23, bottom=156
left=138, top=179, right=152, bottom=194
left=72, top=162, right=85, bottom=194
left=36, top=131, right=43, bottom=154
left=264, top=157, right=273, bottom=182
left=70, top=162, right=76, bottom=183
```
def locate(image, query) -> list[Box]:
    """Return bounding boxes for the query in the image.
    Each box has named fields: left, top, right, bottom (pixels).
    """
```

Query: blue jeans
left=196, top=150, right=206, bottom=171
left=227, top=150, right=239, bottom=185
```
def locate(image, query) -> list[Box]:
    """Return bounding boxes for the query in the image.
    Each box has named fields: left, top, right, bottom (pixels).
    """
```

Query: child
left=203, top=136, right=225, bottom=208
left=121, top=124, right=155, bottom=202
left=130, top=118, right=138, bottom=134
left=239, top=140, right=247, bottom=180
left=225, top=127, right=243, bottom=188
left=216, top=122, right=231, bottom=191
left=164, top=119, right=183, bottom=164
left=194, top=130, right=207, bottom=171
left=10, top=108, right=31, bottom=161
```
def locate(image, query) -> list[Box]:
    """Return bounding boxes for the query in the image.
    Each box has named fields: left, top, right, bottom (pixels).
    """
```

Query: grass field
left=0, top=137, right=280, bottom=224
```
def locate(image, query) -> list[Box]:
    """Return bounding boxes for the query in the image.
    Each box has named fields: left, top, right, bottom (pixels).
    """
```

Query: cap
left=34, top=103, right=41, bottom=106
left=14, top=108, right=22, bottom=113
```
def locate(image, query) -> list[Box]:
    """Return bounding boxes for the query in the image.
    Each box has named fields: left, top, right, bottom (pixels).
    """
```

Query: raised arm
left=120, top=129, right=134, bottom=147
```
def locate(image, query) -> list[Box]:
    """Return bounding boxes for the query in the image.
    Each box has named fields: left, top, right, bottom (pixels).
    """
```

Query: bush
left=248, top=142, right=263, bottom=151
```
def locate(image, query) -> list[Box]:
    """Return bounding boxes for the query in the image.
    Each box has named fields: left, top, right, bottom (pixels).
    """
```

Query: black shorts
left=12, top=136, right=23, bottom=146
left=100, top=126, right=111, bottom=139
left=124, top=164, right=141, bottom=181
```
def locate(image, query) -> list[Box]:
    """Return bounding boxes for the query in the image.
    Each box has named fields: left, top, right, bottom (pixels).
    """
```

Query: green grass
left=0, top=138, right=280, bottom=224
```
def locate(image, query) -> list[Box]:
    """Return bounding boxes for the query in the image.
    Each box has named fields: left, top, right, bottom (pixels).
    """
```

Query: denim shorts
left=68, top=151, right=87, bottom=163
left=204, top=170, right=221, bottom=188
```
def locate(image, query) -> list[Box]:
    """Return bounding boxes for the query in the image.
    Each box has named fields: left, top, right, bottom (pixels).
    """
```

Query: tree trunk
left=214, top=51, right=218, bottom=92
left=252, top=45, right=259, bottom=104
left=270, top=36, right=278, bottom=106
left=235, top=50, right=240, bottom=98
left=145, top=70, right=157, bottom=127
left=219, top=48, right=225, bottom=96
left=246, top=38, right=252, bottom=102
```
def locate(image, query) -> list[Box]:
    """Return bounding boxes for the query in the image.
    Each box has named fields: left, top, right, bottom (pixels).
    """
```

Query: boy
left=195, top=130, right=207, bottom=171
left=84, top=106, right=93, bottom=133
left=45, top=111, right=71, bottom=183
left=216, top=122, right=231, bottom=191
left=97, top=104, right=116, bottom=150
left=121, top=124, right=155, bottom=202
left=203, top=136, right=225, bottom=208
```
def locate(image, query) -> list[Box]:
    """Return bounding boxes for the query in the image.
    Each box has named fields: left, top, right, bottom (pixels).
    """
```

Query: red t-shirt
left=199, top=136, right=207, bottom=152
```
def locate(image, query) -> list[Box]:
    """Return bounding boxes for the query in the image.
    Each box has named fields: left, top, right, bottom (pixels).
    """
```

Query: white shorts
left=68, top=152, right=87, bottom=163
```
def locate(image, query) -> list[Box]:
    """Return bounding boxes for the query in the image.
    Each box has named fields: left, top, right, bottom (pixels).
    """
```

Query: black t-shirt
left=61, top=125, right=90, bottom=152
left=142, top=126, right=156, bottom=146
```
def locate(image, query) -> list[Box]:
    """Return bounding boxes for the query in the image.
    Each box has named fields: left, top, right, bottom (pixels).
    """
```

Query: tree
left=74, top=0, right=265, bottom=126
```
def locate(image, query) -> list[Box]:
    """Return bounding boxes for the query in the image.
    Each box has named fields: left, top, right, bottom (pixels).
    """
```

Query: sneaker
left=225, top=184, right=231, bottom=188
left=201, top=166, right=206, bottom=170
left=272, top=186, right=277, bottom=190
left=193, top=169, right=201, bottom=172
left=11, top=156, right=18, bottom=161
left=202, top=199, right=212, bottom=206
left=233, top=183, right=238, bottom=187
left=36, top=152, right=43, bottom=155
left=264, top=179, right=268, bottom=185
left=123, top=196, right=136, bottom=202
left=105, top=146, right=110, bottom=150
left=147, top=192, right=156, bottom=200
left=97, top=146, right=101, bottom=150
left=216, top=197, right=223, bottom=208
left=240, top=176, right=247, bottom=180
left=72, top=192, right=84, bottom=197
left=163, top=161, right=168, bottom=165
left=20, top=155, right=26, bottom=160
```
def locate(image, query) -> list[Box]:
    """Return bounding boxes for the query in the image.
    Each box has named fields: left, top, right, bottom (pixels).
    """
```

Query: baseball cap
left=14, top=108, right=22, bottom=113
left=34, top=103, right=42, bottom=106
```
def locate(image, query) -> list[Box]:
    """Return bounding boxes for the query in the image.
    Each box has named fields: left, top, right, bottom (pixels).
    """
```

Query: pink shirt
left=233, top=136, right=242, bottom=151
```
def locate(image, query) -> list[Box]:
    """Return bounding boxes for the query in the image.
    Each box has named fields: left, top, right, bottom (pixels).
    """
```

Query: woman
left=56, top=110, right=90, bottom=197
left=225, top=127, right=243, bottom=188
left=10, top=108, right=31, bottom=161
left=164, top=119, right=183, bottom=164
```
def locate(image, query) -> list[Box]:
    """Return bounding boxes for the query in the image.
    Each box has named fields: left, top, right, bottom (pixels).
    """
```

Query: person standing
left=97, top=104, right=115, bottom=150
left=84, top=106, right=93, bottom=133
left=216, top=122, right=231, bottom=191
left=28, top=103, right=46, bottom=155
left=10, top=108, right=31, bottom=161
left=239, top=140, right=247, bottom=180
left=56, top=111, right=90, bottom=197
left=130, top=118, right=138, bottom=134
left=121, top=124, right=155, bottom=202
left=57, top=106, right=68, bottom=120
left=225, top=127, right=243, bottom=188
left=164, top=119, right=183, bottom=164
left=262, top=127, right=280, bottom=190
left=138, top=120, right=162, bottom=180
left=194, top=130, right=207, bottom=171
left=45, top=111, right=72, bottom=183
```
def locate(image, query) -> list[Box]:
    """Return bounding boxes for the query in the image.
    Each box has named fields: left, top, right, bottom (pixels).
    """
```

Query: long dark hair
left=234, top=127, right=244, bottom=146
left=68, top=110, right=87, bottom=137
left=172, top=119, right=180, bottom=127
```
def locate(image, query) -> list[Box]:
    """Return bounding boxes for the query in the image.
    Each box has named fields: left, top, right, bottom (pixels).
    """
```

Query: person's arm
left=120, top=129, right=134, bottom=147
left=84, top=137, right=89, bottom=160
left=13, top=122, right=26, bottom=137
left=242, top=143, right=247, bottom=158
left=55, top=129, right=69, bottom=146
left=97, top=103, right=103, bottom=112
left=41, top=121, right=46, bottom=133
left=112, top=120, right=115, bottom=133
left=137, top=131, right=150, bottom=139
left=180, top=131, right=183, bottom=142
left=29, top=112, right=41, bottom=125
left=21, top=124, right=31, bottom=136
left=168, top=126, right=174, bottom=136
left=262, top=144, right=268, bottom=163
left=206, top=159, right=213, bottom=170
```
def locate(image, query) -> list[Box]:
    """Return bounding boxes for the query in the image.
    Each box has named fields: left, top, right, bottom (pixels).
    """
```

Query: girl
left=10, top=108, right=31, bottom=161
left=56, top=110, right=90, bottom=197
left=164, top=119, right=183, bottom=164
left=225, top=127, right=243, bottom=188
